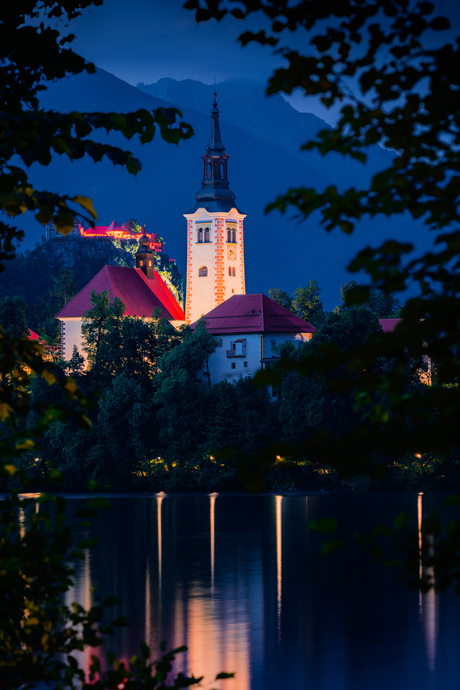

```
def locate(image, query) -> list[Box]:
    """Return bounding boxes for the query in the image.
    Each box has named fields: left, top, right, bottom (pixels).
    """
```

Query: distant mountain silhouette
left=13, top=68, right=431, bottom=308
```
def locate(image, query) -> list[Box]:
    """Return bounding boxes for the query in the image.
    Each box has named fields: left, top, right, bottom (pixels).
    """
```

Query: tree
left=67, top=344, right=85, bottom=377
left=268, top=287, right=292, bottom=311
left=37, top=267, right=77, bottom=339
left=0, top=296, right=29, bottom=339
left=154, top=324, right=216, bottom=465
left=82, top=290, right=125, bottom=375
left=291, top=279, right=325, bottom=325
left=340, top=280, right=402, bottom=318
left=1, top=1, right=192, bottom=268
left=278, top=307, right=385, bottom=448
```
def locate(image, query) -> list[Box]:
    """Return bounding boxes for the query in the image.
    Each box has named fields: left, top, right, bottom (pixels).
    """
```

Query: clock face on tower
left=227, top=245, right=237, bottom=260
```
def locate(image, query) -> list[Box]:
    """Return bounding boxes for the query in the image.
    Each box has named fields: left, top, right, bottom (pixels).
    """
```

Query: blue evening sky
left=70, top=0, right=460, bottom=125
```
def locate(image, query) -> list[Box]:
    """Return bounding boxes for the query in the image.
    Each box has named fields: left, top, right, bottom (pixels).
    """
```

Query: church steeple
left=184, top=91, right=246, bottom=325
left=135, top=227, right=155, bottom=279
left=187, top=92, right=241, bottom=214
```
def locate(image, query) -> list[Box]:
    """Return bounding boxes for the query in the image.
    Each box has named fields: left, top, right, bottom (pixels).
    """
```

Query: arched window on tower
left=220, top=162, right=225, bottom=178
left=207, top=162, right=212, bottom=179
left=204, top=227, right=210, bottom=243
left=228, top=266, right=236, bottom=277
left=227, top=227, right=236, bottom=243
left=197, top=228, right=203, bottom=243
left=199, top=266, right=208, bottom=277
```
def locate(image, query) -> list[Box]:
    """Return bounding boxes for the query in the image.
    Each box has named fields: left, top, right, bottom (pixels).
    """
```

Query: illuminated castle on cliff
left=184, top=93, right=246, bottom=324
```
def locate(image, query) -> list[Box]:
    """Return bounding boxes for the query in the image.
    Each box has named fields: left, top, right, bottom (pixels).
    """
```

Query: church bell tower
left=184, top=93, right=246, bottom=324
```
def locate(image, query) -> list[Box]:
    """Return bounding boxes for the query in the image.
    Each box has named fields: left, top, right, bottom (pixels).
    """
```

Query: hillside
left=8, top=68, right=432, bottom=308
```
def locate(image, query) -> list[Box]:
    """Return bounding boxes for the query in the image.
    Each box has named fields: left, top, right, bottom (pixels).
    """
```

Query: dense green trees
left=269, top=279, right=325, bottom=325
left=339, top=280, right=402, bottom=318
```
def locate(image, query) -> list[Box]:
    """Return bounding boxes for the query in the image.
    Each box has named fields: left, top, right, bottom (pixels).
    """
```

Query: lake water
left=63, top=492, right=460, bottom=690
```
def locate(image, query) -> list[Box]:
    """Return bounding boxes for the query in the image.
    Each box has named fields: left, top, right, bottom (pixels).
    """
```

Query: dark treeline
left=3, top=283, right=455, bottom=494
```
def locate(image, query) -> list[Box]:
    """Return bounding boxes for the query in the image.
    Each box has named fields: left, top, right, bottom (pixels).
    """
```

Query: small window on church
left=231, top=362, right=236, bottom=369
left=148, top=261, right=152, bottom=267
left=197, top=228, right=203, bottom=243
left=199, top=266, right=208, bottom=277
left=204, top=228, right=210, bottom=242
left=139, top=260, right=144, bottom=266
left=227, top=227, right=236, bottom=243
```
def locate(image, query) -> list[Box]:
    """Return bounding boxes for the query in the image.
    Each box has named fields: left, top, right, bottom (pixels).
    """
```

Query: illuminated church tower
left=184, top=93, right=246, bottom=324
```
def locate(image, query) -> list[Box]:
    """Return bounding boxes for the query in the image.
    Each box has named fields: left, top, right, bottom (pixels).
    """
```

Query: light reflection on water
left=65, top=492, right=460, bottom=690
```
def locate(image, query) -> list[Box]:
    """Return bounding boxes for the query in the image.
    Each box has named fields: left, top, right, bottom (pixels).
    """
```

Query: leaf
left=215, top=672, right=236, bottom=679
left=71, top=195, right=98, bottom=220
left=42, top=368, right=57, bottom=385
left=0, top=402, right=14, bottom=421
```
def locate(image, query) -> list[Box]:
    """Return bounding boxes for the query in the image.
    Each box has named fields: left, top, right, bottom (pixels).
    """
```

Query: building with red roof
left=191, top=293, right=316, bottom=386
left=56, top=232, right=185, bottom=362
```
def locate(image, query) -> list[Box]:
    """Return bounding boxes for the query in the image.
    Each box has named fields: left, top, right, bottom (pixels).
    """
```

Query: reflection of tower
left=184, top=93, right=246, bottom=324
left=275, top=495, right=283, bottom=644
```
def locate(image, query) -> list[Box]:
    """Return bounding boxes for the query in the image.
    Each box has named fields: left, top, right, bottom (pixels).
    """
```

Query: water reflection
left=67, top=493, right=459, bottom=690
left=417, top=492, right=439, bottom=672
left=275, top=495, right=282, bottom=645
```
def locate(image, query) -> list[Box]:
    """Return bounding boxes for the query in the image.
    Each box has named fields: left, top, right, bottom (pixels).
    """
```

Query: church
left=56, top=93, right=316, bottom=381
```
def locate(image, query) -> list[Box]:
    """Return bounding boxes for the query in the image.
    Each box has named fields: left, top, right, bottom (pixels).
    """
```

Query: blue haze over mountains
left=21, top=67, right=432, bottom=308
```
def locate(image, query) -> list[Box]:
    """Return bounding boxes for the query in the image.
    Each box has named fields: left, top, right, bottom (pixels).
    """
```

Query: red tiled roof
left=191, top=294, right=316, bottom=335
left=379, top=318, right=402, bottom=333
left=55, top=265, right=184, bottom=321
left=106, top=220, right=123, bottom=233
